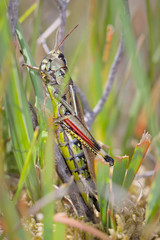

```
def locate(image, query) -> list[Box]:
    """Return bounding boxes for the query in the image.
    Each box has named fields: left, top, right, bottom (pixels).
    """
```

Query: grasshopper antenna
left=54, top=28, right=59, bottom=51
left=55, top=24, right=79, bottom=52
left=20, top=49, right=39, bottom=71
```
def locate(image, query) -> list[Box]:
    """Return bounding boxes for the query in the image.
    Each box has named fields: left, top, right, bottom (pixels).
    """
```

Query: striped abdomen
left=54, top=103, right=98, bottom=209
left=55, top=122, right=97, bottom=208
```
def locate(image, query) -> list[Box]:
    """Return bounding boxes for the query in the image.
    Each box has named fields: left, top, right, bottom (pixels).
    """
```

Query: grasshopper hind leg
left=104, top=154, right=114, bottom=166
left=89, top=193, right=100, bottom=212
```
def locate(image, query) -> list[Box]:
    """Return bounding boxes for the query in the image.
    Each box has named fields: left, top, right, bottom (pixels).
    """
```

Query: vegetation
left=0, top=0, right=160, bottom=239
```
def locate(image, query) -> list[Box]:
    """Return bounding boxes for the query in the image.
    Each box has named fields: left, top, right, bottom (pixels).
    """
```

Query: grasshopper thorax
left=39, top=49, right=67, bottom=86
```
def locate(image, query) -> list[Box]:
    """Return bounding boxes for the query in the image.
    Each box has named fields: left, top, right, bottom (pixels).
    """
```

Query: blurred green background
left=18, top=0, right=160, bottom=159
left=1, top=0, right=160, bottom=239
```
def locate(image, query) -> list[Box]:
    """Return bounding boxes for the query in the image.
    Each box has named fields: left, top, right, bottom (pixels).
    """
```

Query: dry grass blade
left=56, top=0, right=71, bottom=51
left=54, top=213, right=112, bottom=240
left=8, top=0, right=20, bottom=42
left=26, top=178, right=74, bottom=217
left=37, top=11, right=70, bottom=45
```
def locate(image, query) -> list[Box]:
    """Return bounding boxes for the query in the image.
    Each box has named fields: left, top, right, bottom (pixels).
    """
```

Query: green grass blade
left=111, top=0, right=151, bottom=154
left=112, top=155, right=129, bottom=187
left=19, top=3, right=37, bottom=24
left=16, top=21, right=52, bottom=114
left=112, top=156, right=129, bottom=208
left=41, top=127, right=55, bottom=239
left=54, top=222, right=65, bottom=240
left=117, top=0, right=150, bottom=101
left=16, top=21, right=43, bottom=104
left=5, top=58, right=40, bottom=202
left=146, top=171, right=160, bottom=222
left=95, top=159, right=110, bottom=227
left=0, top=2, right=30, bottom=238
left=13, top=127, right=39, bottom=203
left=123, top=133, right=151, bottom=191
left=24, top=0, right=43, bottom=99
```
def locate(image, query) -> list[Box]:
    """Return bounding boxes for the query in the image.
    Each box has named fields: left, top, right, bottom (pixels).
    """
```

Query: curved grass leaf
left=123, top=132, right=151, bottom=190
left=16, top=21, right=43, bottom=105
left=16, top=21, right=52, bottom=120
left=5, top=58, right=40, bottom=202
left=13, top=127, right=39, bottom=203
left=0, top=2, right=31, bottom=238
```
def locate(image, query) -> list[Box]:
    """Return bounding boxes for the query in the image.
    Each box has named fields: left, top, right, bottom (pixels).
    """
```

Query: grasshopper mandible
left=23, top=25, right=114, bottom=214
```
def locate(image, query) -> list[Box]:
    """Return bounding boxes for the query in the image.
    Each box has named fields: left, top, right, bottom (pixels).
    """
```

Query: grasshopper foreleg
left=69, top=85, right=78, bottom=117
left=54, top=93, right=76, bottom=115
left=54, top=84, right=79, bottom=117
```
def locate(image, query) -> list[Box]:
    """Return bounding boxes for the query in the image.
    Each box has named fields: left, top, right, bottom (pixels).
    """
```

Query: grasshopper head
left=39, top=24, right=79, bottom=87
left=23, top=25, right=79, bottom=88
left=39, top=50, right=67, bottom=86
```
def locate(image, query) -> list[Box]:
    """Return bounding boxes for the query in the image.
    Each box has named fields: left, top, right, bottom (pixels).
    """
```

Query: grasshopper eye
left=58, top=53, right=64, bottom=59
left=58, top=53, right=66, bottom=65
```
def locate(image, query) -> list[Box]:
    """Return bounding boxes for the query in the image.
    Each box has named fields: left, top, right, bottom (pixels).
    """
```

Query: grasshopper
left=23, top=25, right=114, bottom=216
